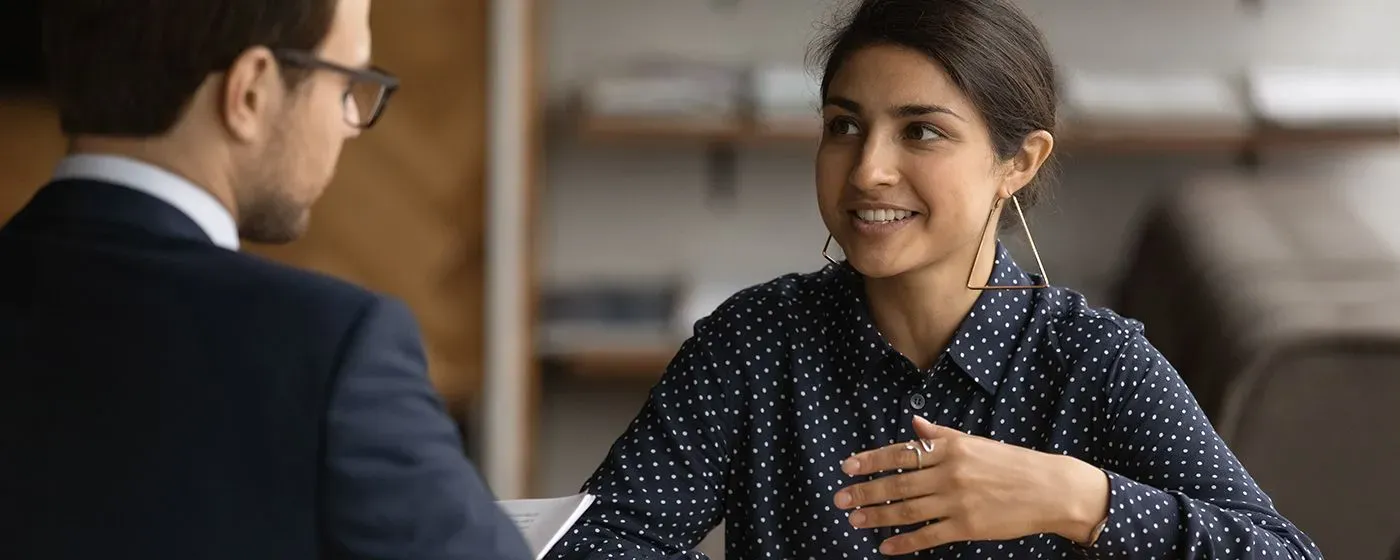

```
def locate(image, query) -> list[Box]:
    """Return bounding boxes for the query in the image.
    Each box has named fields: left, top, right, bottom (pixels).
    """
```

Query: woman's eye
left=826, top=118, right=860, bottom=136
left=906, top=124, right=943, bottom=141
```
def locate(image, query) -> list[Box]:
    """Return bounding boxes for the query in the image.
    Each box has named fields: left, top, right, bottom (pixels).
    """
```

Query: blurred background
left=3, top=0, right=1399, bottom=558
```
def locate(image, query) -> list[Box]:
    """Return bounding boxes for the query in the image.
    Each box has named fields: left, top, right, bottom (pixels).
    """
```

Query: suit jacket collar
left=48, top=154, right=240, bottom=250
left=4, top=179, right=220, bottom=248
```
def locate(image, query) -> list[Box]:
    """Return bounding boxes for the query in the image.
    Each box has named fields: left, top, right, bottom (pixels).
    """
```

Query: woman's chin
left=845, top=252, right=916, bottom=279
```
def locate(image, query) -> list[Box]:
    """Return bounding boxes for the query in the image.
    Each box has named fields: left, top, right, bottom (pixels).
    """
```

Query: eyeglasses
left=273, top=49, right=399, bottom=129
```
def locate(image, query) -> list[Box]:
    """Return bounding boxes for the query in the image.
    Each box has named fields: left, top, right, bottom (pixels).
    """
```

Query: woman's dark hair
left=809, top=0, right=1059, bottom=214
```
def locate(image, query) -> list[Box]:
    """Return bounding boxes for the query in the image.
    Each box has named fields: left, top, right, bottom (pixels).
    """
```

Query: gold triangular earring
left=822, top=234, right=840, bottom=265
left=966, top=196, right=1049, bottom=290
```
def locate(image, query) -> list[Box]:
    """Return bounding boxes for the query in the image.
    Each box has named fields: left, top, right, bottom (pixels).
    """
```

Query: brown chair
left=1116, top=175, right=1400, bottom=559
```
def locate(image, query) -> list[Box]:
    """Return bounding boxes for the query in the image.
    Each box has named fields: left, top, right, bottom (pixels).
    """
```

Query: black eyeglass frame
left=272, top=48, right=400, bottom=129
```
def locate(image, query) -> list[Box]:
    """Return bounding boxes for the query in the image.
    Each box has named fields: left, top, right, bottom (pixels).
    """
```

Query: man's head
left=43, top=0, right=396, bottom=243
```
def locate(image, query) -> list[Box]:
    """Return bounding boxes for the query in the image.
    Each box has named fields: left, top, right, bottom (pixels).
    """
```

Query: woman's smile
left=850, top=208, right=922, bottom=237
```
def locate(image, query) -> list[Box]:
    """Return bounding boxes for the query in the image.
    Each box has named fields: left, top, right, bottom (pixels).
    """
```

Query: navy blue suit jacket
left=0, top=180, right=531, bottom=560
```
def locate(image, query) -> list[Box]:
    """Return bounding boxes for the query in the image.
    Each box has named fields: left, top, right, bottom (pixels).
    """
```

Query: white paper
left=498, top=493, right=597, bottom=560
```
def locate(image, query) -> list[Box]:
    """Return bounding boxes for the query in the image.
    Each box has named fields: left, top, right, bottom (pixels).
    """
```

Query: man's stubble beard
left=236, top=123, right=314, bottom=245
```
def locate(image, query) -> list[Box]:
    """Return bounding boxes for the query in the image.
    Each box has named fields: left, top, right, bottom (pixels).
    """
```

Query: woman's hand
left=834, top=416, right=1110, bottom=556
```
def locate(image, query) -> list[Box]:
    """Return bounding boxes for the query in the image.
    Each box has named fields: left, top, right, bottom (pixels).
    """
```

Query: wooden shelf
left=573, top=114, right=745, bottom=143
left=1253, top=124, right=1400, bottom=148
left=1058, top=133, right=1252, bottom=155
left=571, top=113, right=820, bottom=146
left=566, top=113, right=1399, bottom=154
left=544, top=347, right=677, bottom=379
left=537, top=324, right=682, bottom=379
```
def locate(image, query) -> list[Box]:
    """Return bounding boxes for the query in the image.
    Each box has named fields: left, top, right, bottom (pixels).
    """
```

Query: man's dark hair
left=42, top=0, right=339, bottom=137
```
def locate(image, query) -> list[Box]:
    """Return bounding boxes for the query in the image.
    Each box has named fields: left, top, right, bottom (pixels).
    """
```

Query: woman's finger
left=842, top=435, right=950, bottom=476
left=835, top=462, right=952, bottom=509
left=912, top=415, right=964, bottom=441
left=878, top=518, right=967, bottom=556
left=847, top=493, right=954, bottom=530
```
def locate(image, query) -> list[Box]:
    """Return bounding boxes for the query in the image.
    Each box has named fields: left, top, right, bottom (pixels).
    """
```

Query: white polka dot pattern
left=547, top=244, right=1321, bottom=559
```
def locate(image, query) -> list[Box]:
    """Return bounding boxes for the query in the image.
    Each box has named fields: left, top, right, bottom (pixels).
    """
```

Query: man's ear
left=220, top=46, right=282, bottom=143
left=998, top=130, right=1054, bottom=199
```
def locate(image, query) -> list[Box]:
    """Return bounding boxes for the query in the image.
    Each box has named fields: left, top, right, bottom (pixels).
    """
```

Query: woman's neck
left=863, top=240, right=998, bottom=370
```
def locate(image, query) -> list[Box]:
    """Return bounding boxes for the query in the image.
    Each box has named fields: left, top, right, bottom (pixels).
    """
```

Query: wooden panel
left=248, top=1, right=491, bottom=410
left=0, top=98, right=65, bottom=218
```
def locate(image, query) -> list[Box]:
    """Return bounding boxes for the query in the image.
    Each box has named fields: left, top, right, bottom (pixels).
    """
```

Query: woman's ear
left=998, top=130, right=1054, bottom=199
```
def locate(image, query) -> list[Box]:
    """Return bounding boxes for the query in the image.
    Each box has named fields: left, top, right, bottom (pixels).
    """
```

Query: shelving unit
left=520, top=4, right=1400, bottom=531
left=545, top=346, right=679, bottom=379
left=538, top=107, right=1400, bottom=384
left=570, top=113, right=818, bottom=145
left=568, top=111, right=1400, bottom=154
left=561, top=111, right=1397, bottom=205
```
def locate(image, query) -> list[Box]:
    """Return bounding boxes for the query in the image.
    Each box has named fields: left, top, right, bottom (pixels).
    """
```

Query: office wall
left=540, top=0, right=1400, bottom=299
left=534, top=1, right=1400, bottom=555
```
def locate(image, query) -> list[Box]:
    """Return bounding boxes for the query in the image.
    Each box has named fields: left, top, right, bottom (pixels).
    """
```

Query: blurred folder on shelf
left=1246, top=67, right=1400, bottom=131
left=1058, top=71, right=1249, bottom=143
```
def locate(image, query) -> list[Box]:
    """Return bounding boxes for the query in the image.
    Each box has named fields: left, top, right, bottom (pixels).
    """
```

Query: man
left=0, top=1, right=531, bottom=559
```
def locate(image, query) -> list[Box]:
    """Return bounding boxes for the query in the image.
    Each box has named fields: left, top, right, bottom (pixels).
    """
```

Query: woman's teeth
left=855, top=209, right=914, bottom=223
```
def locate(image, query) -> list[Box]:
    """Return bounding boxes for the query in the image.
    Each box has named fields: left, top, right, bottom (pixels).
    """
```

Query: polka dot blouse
left=548, top=244, right=1321, bottom=559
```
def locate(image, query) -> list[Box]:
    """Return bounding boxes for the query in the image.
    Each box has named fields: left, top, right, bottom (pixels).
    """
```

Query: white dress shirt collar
left=52, top=154, right=241, bottom=250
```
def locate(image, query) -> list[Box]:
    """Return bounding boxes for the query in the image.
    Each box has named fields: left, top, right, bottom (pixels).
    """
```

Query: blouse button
left=909, top=394, right=926, bottom=410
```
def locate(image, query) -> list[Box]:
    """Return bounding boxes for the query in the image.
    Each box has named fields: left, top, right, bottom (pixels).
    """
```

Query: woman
left=549, top=0, right=1321, bottom=558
